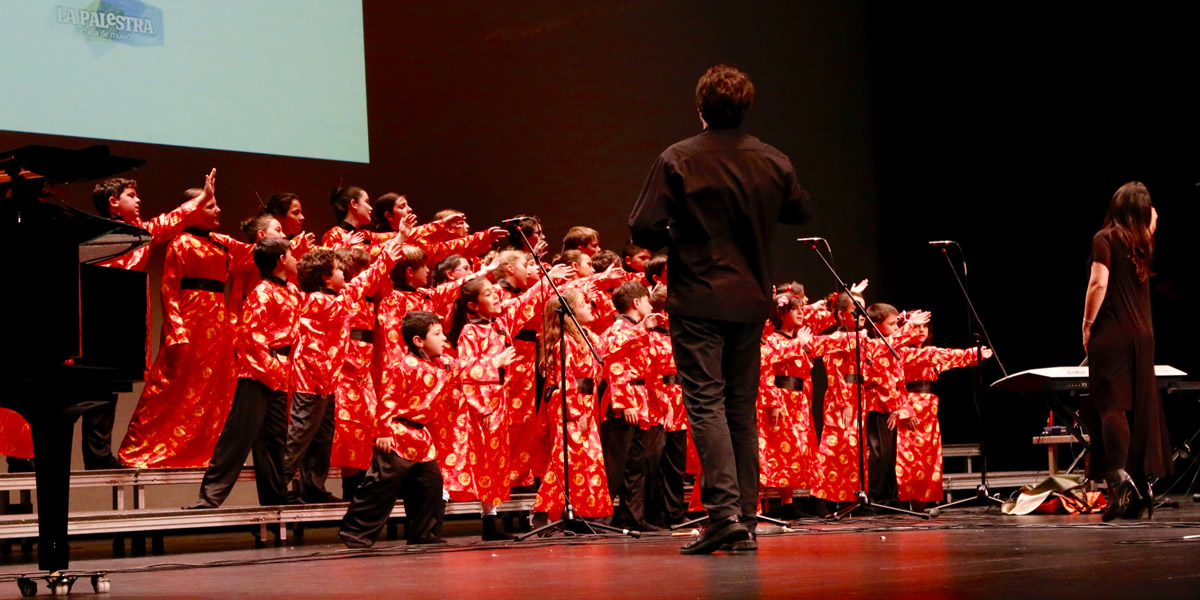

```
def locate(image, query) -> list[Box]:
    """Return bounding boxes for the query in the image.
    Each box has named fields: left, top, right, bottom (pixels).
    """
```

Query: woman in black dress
left=1082, top=181, right=1170, bottom=521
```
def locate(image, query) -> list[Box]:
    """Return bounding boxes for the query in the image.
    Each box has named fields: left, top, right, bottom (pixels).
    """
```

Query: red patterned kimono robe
left=810, top=333, right=871, bottom=502
left=321, top=222, right=398, bottom=260
left=601, top=315, right=651, bottom=425
left=329, top=288, right=386, bottom=471
left=494, top=282, right=543, bottom=487
left=375, top=353, right=490, bottom=464
left=375, top=280, right=468, bottom=495
left=758, top=333, right=817, bottom=489
left=0, top=409, right=32, bottom=459
left=896, top=345, right=979, bottom=501
left=534, top=322, right=648, bottom=519
left=229, top=234, right=312, bottom=329
left=457, top=285, right=549, bottom=506
left=237, top=275, right=302, bottom=392
left=290, top=254, right=395, bottom=399
left=119, top=229, right=251, bottom=468
left=645, top=329, right=686, bottom=434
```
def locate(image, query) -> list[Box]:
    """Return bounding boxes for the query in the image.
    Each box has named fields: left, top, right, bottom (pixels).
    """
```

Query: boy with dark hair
left=590, top=249, right=621, bottom=274
left=621, top=242, right=652, bottom=274
left=284, top=236, right=405, bottom=503
left=860, top=303, right=926, bottom=504
left=338, top=311, right=477, bottom=547
left=601, top=281, right=661, bottom=531
left=189, top=238, right=299, bottom=508
left=81, top=170, right=215, bottom=470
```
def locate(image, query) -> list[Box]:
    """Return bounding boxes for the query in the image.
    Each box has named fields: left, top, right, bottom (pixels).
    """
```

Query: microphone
left=928, top=240, right=957, bottom=246
left=499, top=217, right=526, bottom=224
left=796, top=237, right=825, bottom=243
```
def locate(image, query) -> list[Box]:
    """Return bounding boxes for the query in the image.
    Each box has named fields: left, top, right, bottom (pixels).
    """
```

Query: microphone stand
left=926, top=243, right=1006, bottom=515
left=509, top=226, right=638, bottom=541
left=800, top=240, right=928, bottom=520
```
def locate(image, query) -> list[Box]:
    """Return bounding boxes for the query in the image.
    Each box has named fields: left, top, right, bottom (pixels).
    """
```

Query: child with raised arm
left=328, top=247, right=382, bottom=498
left=531, top=289, right=665, bottom=528
left=896, top=316, right=992, bottom=506
left=119, top=187, right=254, bottom=468
left=190, top=238, right=299, bottom=508
left=339, top=311, right=500, bottom=547
left=83, top=169, right=214, bottom=470
left=446, top=270, right=557, bottom=540
left=283, top=235, right=405, bottom=503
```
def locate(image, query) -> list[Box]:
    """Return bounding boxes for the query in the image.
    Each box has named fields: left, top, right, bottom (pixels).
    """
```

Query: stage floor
left=3, top=499, right=1199, bottom=599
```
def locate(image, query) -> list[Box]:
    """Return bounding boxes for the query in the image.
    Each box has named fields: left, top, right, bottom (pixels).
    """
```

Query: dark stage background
left=3, top=1, right=1196, bottom=476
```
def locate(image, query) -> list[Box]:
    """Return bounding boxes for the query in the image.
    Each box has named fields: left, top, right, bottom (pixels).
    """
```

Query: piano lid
left=17, top=196, right=152, bottom=263
left=991, top=365, right=1188, bottom=394
left=0, top=145, right=144, bottom=183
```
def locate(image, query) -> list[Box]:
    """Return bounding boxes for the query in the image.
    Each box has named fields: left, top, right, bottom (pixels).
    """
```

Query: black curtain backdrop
left=3, top=1, right=1195, bottom=473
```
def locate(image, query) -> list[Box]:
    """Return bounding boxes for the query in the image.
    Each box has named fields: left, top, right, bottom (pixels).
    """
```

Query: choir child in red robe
left=621, top=242, right=652, bottom=277
left=531, top=289, right=664, bottom=526
left=284, top=236, right=404, bottom=501
left=189, top=238, right=299, bottom=508
left=339, top=311, right=504, bottom=547
left=642, top=259, right=689, bottom=526
left=119, top=187, right=254, bottom=468
left=860, top=303, right=930, bottom=503
left=83, top=169, right=214, bottom=469
left=896, top=317, right=992, bottom=506
left=328, top=247, right=382, bottom=498
left=492, top=251, right=545, bottom=489
left=561, top=226, right=601, bottom=257
left=602, top=281, right=663, bottom=531
left=228, top=214, right=286, bottom=330
left=446, top=273, right=553, bottom=540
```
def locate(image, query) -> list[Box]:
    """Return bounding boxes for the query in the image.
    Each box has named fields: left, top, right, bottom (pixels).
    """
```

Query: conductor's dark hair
left=297, top=248, right=336, bottom=293
left=91, top=178, right=137, bottom=217
left=403, top=311, right=442, bottom=355
left=612, top=281, right=649, bottom=314
left=695, top=64, right=755, bottom=129
left=330, top=186, right=366, bottom=222
left=253, top=238, right=291, bottom=278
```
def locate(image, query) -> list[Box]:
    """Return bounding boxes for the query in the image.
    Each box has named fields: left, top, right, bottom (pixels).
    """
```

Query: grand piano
left=1, top=145, right=150, bottom=574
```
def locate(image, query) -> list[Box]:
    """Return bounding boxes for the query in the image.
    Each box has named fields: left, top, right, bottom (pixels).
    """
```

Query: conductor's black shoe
left=721, top=519, right=758, bottom=551
left=1103, top=470, right=1141, bottom=523
left=680, top=515, right=749, bottom=555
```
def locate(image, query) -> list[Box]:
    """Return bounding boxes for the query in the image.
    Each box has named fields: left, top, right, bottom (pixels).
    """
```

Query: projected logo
left=56, top=1, right=163, bottom=46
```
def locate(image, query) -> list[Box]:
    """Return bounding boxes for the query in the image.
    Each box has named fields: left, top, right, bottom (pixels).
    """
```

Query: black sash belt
left=350, top=329, right=374, bottom=344
left=392, top=416, right=425, bottom=430
left=577, top=378, right=595, bottom=395
left=514, top=329, right=538, bottom=343
left=844, top=373, right=863, bottom=385
left=774, top=375, right=804, bottom=392
left=180, top=277, right=224, bottom=292
left=906, top=380, right=935, bottom=394
left=662, top=374, right=681, bottom=386
left=631, top=379, right=646, bottom=386
left=270, top=345, right=292, bottom=357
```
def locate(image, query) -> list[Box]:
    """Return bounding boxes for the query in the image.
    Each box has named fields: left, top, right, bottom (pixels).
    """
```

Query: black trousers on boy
left=284, top=392, right=336, bottom=501
left=614, top=425, right=665, bottom=529
left=193, top=378, right=288, bottom=507
left=339, top=449, right=444, bottom=547
left=650, top=428, right=688, bottom=526
left=865, top=411, right=898, bottom=502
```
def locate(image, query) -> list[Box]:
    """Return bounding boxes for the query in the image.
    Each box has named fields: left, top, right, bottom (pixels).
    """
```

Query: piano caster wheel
left=92, top=575, right=111, bottom=594
left=926, top=507, right=941, bottom=518
left=17, top=578, right=36, bottom=598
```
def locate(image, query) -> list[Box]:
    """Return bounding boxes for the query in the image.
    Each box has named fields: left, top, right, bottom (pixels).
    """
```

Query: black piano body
left=2, top=145, right=148, bottom=572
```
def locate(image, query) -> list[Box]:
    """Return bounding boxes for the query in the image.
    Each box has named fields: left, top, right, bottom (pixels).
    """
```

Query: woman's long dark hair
left=1103, top=181, right=1154, bottom=283
left=445, top=277, right=489, bottom=349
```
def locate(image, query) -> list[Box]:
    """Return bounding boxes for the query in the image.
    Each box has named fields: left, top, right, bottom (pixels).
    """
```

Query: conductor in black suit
left=629, top=64, right=809, bottom=554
